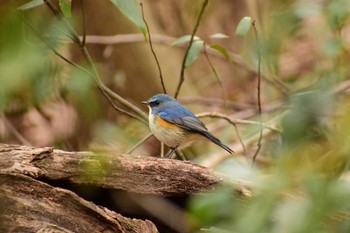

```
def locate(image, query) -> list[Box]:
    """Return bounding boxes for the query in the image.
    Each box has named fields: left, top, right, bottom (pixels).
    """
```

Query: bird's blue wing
left=158, top=103, right=208, bottom=133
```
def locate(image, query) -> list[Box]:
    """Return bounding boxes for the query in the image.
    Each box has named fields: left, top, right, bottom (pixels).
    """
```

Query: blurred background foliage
left=1, top=0, right=350, bottom=232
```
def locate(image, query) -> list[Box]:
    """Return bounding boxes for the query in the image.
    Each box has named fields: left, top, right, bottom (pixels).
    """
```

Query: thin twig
left=196, top=112, right=280, bottom=133
left=98, top=86, right=148, bottom=125
left=21, top=14, right=147, bottom=125
left=233, top=124, right=246, bottom=155
left=199, top=112, right=288, bottom=168
left=43, top=0, right=61, bottom=16
left=202, top=126, right=276, bottom=168
left=179, top=96, right=255, bottom=111
left=81, top=0, right=86, bottom=47
left=41, top=0, right=148, bottom=123
left=203, top=43, right=227, bottom=110
left=127, top=133, right=153, bottom=154
left=80, top=33, right=289, bottom=95
left=196, top=111, right=280, bottom=157
left=174, top=0, right=208, bottom=98
left=251, top=21, right=263, bottom=165
left=332, top=79, right=350, bottom=95
left=196, top=112, right=246, bottom=155
left=22, top=19, right=74, bottom=66
left=1, top=116, right=32, bottom=146
left=140, top=3, right=166, bottom=94
left=81, top=44, right=148, bottom=122
left=43, top=0, right=80, bottom=44
left=21, top=16, right=93, bottom=76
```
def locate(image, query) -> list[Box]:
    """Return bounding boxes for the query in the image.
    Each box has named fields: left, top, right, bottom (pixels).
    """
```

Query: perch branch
left=0, top=144, right=250, bottom=197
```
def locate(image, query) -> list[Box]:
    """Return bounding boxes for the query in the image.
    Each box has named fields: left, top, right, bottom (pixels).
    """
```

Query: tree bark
left=0, top=144, right=221, bottom=196
left=0, top=144, right=250, bottom=232
left=0, top=172, right=157, bottom=233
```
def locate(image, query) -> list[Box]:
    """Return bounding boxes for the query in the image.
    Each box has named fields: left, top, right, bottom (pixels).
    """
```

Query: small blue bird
left=143, top=94, right=234, bottom=158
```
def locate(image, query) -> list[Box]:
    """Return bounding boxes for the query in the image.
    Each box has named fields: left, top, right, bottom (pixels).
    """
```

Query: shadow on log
left=0, top=173, right=157, bottom=232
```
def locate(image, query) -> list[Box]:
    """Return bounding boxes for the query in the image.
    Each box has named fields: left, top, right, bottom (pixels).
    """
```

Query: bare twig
left=174, top=0, right=209, bottom=98
left=332, top=79, right=350, bottom=95
left=140, top=3, right=167, bottom=94
left=98, top=86, right=148, bottom=125
left=22, top=19, right=78, bottom=67
left=81, top=0, right=87, bottom=46
left=179, top=96, right=255, bottom=111
left=1, top=116, right=32, bottom=146
left=251, top=21, right=263, bottom=165
left=199, top=112, right=287, bottom=168
left=77, top=0, right=144, bottom=122
left=41, top=0, right=148, bottom=123
left=43, top=0, right=80, bottom=44
left=196, top=112, right=280, bottom=133
left=21, top=14, right=147, bottom=124
left=127, top=133, right=153, bottom=154
left=202, top=126, right=276, bottom=168
left=81, top=33, right=289, bottom=95
left=203, top=43, right=227, bottom=110
left=196, top=111, right=280, bottom=157
left=196, top=112, right=246, bottom=155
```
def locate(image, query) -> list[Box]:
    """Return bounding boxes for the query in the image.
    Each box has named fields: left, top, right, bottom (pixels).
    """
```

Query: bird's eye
left=149, top=100, right=160, bottom=107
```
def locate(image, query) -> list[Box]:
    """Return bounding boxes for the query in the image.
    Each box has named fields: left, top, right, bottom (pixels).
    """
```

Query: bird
left=142, top=94, right=234, bottom=158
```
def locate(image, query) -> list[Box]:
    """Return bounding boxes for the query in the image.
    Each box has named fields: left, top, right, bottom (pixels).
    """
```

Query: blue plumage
left=143, top=94, right=234, bottom=158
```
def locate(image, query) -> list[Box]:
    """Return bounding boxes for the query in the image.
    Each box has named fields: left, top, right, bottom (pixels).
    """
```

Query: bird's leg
left=166, top=145, right=179, bottom=159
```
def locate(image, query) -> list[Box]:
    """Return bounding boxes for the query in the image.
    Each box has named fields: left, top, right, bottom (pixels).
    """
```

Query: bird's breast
left=148, top=113, right=187, bottom=148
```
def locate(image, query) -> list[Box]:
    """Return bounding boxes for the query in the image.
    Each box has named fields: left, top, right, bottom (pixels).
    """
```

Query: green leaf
left=110, top=0, right=146, bottom=38
left=210, top=33, right=229, bottom=39
left=17, top=0, right=44, bottom=10
left=59, top=0, right=71, bottom=18
left=185, top=40, right=204, bottom=68
left=210, top=44, right=232, bottom=62
left=171, top=35, right=201, bottom=46
left=235, top=16, right=252, bottom=36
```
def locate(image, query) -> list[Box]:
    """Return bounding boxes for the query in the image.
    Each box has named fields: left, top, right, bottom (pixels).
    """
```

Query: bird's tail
left=202, top=131, right=234, bottom=154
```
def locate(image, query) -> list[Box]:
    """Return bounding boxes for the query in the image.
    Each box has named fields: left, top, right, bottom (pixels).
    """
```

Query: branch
left=0, top=144, right=252, bottom=197
left=140, top=3, right=167, bottom=94
left=22, top=14, right=148, bottom=124
left=203, top=43, right=227, bottom=110
left=127, top=132, right=153, bottom=154
left=80, top=33, right=289, bottom=94
left=196, top=112, right=281, bottom=133
left=174, top=0, right=209, bottom=98
left=179, top=96, right=255, bottom=111
left=40, top=0, right=148, bottom=123
left=251, top=21, right=263, bottom=165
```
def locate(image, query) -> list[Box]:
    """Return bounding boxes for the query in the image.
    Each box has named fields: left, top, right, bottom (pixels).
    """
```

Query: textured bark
left=0, top=173, right=157, bottom=233
left=0, top=144, right=221, bottom=196
left=0, top=144, right=251, bottom=232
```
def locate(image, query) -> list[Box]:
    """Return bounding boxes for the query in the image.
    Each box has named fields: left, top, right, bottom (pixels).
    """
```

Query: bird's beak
left=142, top=100, right=148, bottom=105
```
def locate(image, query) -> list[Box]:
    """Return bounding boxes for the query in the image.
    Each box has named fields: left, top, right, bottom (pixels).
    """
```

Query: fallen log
left=0, top=144, right=221, bottom=196
left=0, top=172, right=157, bottom=233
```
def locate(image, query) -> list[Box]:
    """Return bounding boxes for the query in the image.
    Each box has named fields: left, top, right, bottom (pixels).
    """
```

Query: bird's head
left=142, top=94, right=176, bottom=112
